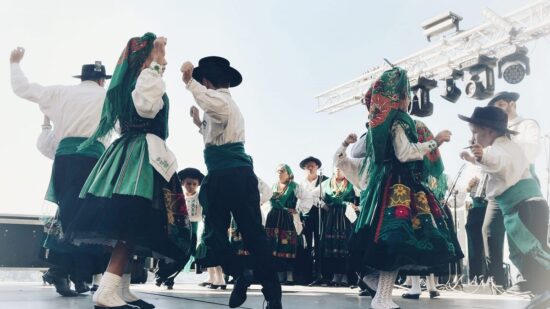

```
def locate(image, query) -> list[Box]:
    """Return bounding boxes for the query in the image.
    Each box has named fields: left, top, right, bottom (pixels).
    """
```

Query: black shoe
left=308, top=278, right=324, bottom=287
left=94, top=305, right=140, bottom=309
left=91, top=284, right=99, bottom=293
left=525, top=291, right=550, bottom=309
left=429, top=290, right=440, bottom=299
left=43, top=272, right=78, bottom=297
left=198, top=281, right=212, bottom=287
left=266, top=298, right=283, bottom=309
left=209, top=284, right=227, bottom=290
left=229, top=275, right=252, bottom=308
left=358, top=289, right=371, bottom=297
left=283, top=281, right=295, bottom=286
left=128, top=299, right=155, bottom=309
left=401, top=293, right=420, bottom=299
left=154, top=278, right=163, bottom=287
left=166, top=284, right=174, bottom=290
left=74, top=281, right=90, bottom=294
left=357, top=277, right=376, bottom=298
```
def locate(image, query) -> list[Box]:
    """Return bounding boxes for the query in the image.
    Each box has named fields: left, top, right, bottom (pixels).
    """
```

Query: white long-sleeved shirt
left=295, top=177, right=322, bottom=214
left=392, top=121, right=438, bottom=162
left=186, top=79, right=245, bottom=146
left=131, top=67, right=177, bottom=182
left=333, top=144, right=368, bottom=190
left=350, top=132, right=367, bottom=158
left=11, top=63, right=107, bottom=147
left=475, top=136, right=532, bottom=199
left=36, top=118, right=57, bottom=160
left=508, top=116, right=541, bottom=165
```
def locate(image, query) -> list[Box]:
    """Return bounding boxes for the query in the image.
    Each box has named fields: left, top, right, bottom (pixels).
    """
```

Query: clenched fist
left=181, top=61, right=194, bottom=84
left=10, top=47, right=25, bottom=64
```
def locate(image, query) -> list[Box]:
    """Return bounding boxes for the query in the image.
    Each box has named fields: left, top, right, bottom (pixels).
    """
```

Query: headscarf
left=81, top=32, right=158, bottom=148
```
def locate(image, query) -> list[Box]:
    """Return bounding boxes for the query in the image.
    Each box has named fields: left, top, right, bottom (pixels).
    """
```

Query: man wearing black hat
left=296, top=156, right=328, bottom=285
left=10, top=47, right=110, bottom=296
left=459, top=106, right=550, bottom=308
left=181, top=57, right=282, bottom=309
left=481, top=92, right=542, bottom=289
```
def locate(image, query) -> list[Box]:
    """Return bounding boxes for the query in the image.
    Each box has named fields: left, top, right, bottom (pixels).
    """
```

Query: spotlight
left=440, top=70, right=464, bottom=103
left=498, top=46, right=530, bottom=84
left=462, top=55, right=496, bottom=100
left=410, top=77, right=437, bottom=117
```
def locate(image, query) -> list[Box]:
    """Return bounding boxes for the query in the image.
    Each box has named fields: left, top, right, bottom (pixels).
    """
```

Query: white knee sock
left=370, top=270, right=399, bottom=309
left=407, top=276, right=421, bottom=295
left=119, top=273, right=140, bottom=302
left=93, top=272, right=127, bottom=307
left=213, top=266, right=226, bottom=285
left=427, top=274, right=437, bottom=292
left=206, top=267, right=215, bottom=284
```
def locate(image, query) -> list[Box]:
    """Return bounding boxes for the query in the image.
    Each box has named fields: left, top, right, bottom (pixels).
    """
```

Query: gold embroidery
left=414, top=192, right=431, bottom=214
left=388, top=184, right=411, bottom=208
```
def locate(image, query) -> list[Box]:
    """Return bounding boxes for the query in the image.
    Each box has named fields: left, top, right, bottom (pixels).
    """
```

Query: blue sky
left=1, top=0, right=549, bottom=215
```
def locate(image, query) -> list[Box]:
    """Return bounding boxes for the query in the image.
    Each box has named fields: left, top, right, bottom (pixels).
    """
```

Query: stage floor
left=0, top=281, right=532, bottom=309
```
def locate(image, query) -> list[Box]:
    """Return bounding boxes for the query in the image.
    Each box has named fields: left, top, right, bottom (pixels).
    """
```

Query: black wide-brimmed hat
left=299, top=156, right=322, bottom=169
left=73, top=61, right=111, bottom=80
left=177, top=168, right=205, bottom=184
left=487, top=91, right=520, bottom=106
left=458, top=106, right=518, bottom=135
left=192, top=56, right=242, bottom=87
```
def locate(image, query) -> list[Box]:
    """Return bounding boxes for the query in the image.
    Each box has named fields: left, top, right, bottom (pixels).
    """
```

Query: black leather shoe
left=209, top=284, right=227, bottom=290
left=429, top=290, right=440, bottom=299
left=229, top=275, right=252, bottom=308
left=357, top=277, right=376, bottom=297
left=74, top=281, right=90, bottom=294
left=43, top=272, right=78, bottom=297
left=401, top=293, right=420, bottom=299
left=266, top=298, right=283, bottom=309
left=94, top=305, right=139, bottom=309
left=358, top=289, right=370, bottom=297
left=91, top=284, right=99, bottom=293
left=198, top=281, right=212, bottom=287
left=127, top=299, right=155, bottom=309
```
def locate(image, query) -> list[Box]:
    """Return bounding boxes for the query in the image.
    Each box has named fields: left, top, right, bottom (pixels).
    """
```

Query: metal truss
left=315, top=0, right=550, bottom=113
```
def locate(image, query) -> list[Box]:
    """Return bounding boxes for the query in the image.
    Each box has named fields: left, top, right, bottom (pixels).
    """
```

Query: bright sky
left=1, top=0, right=550, bottom=216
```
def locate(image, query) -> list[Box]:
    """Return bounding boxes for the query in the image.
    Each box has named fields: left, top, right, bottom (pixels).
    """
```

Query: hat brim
left=458, top=114, right=518, bottom=135
left=488, top=92, right=520, bottom=106
left=73, top=75, right=112, bottom=80
left=299, top=157, right=322, bottom=169
left=192, top=66, right=242, bottom=87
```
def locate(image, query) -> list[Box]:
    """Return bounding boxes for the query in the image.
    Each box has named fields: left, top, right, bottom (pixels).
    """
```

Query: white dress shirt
left=296, top=177, right=321, bottom=214
left=475, top=136, right=531, bottom=199
left=333, top=144, right=368, bottom=190
left=185, top=191, right=203, bottom=222
left=186, top=79, right=245, bottom=146
left=131, top=67, right=177, bottom=182
left=508, top=116, right=541, bottom=165
left=11, top=63, right=107, bottom=147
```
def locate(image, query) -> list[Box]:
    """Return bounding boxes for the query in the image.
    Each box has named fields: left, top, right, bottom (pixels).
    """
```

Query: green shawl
left=270, top=164, right=297, bottom=209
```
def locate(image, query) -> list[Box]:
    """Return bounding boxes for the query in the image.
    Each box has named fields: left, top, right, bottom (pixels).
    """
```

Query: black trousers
left=510, top=200, right=550, bottom=293
left=202, top=167, right=281, bottom=300
left=465, top=206, right=487, bottom=281
left=51, top=155, right=104, bottom=283
left=482, top=200, right=507, bottom=286
left=302, top=208, right=326, bottom=280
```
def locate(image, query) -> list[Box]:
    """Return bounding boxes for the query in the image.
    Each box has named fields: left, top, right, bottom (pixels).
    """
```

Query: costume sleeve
left=476, top=146, right=505, bottom=174
left=36, top=117, right=57, bottom=160
left=131, top=68, right=166, bottom=119
left=186, top=79, right=230, bottom=123
left=392, top=122, right=438, bottom=162
left=258, top=177, right=273, bottom=205
left=334, top=144, right=364, bottom=189
left=349, top=133, right=367, bottom=158
left=11, top=63, right=60, bottom=109
left=518, top=119, right=542, bottom=164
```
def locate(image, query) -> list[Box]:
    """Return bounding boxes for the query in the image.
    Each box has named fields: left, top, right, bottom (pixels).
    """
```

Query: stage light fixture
left=421, top=11, right=463, bottom=42
left=498, top=46, right=530, bottom=84
left=440, top=70, right=464, bottom=103
left=410, top=77, right=437, bottom=117
left=462, top=55, right=496, bottom=100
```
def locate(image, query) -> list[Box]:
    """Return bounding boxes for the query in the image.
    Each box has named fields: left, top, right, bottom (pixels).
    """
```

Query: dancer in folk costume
left=10, top=47, right=111, bottom=297
left=265, top=164, right=309, bottom=284
left=349, top=67, right=462, bottom=309
left=320, top=168, right=359, bottom=287
left=182, top=57, right=282, bottom=309
left=66, top=33, right=192, bottom=309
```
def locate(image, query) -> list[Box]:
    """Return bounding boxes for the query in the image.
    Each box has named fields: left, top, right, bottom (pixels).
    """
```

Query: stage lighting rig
left=410, top=77, right=437, bottom=117
left=421, top=11, right=463, bottom=42
left=498, top=46, right=530, bottom=84
left=462, top=55, right=497, bottom=100
left=440, top=69, right=464, bottom=103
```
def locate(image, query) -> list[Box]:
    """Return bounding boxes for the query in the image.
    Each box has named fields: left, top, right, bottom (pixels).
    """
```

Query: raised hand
left=10, top=47, right=25, bottom=64
left=181, top=61, right=194, bottom=84
left=152, top=37, right=167, bottom=65
left=343, top=133, right=358, bottom=146
left=435, top=130, right=452, bottom=146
